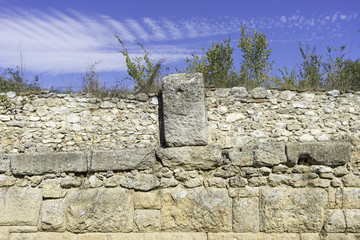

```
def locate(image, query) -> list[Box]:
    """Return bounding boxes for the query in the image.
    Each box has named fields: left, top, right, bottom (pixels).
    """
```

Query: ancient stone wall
left=1, top=73, right=360, bottom=239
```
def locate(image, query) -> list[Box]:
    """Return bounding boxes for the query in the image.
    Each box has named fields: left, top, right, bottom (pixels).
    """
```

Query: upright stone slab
left=162, top=73, right=207, bottom=147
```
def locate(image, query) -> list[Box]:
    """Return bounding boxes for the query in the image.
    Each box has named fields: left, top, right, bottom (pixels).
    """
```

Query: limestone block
left=160, top=187, right=232, bottom=232
left=249, top=87, right=268, bottom=99
left=91, top=149, right=154, bottom=172
left=9, top=232, right=77, bottom=240
left=134, top=191, right=160, bottom=209
left=228, top=146, right=253, bottom=166
left=300, top=233, right=320, bottom=240
left=134, top=209, right=160, bottom=232
left=162, top=73, right=208, bottom=147
left=0, top=227, right=9, bottom=240
left=208, top=233, right=300, bottom=240
left=0, top=188, right=42, bottom=226
left=156, top=145, right=222, bottom=170
left=76, top=233, right=208, bottom=240
left=10, top=152, right=88, bottom=175
left=260, top=187, right=327, bottom=232
left=286, top=142, right=351, bottom=166
left=346, top=209, right=360, bottom=233
left=39, top=199, right=65, bottom=231
left=335, top=188, right=360, bottom=208
left=66, top=188, right=133, bottom=233
left=0, top=155, right=10, bottom=173
left=233, top=197, right=259, bottom=232
left=325, top=234, right=360, bottom=240
left=253, top=142, right=287, bottom=167
left=325, top=209, right=346, bottom=232
left=8, top=226, right=37, bottom=233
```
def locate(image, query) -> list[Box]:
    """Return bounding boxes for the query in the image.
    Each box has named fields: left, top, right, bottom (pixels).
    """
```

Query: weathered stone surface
left=66, top=188, right=133, bottom=233
left=325, top=234, right=360, bottom=240
left=134, top=209, right=160, bottom=232
left=9, top=232, right=207, bottom=240
left=119, top=173, right=159, bottom=191
left=8, top=226, right=37, bottom=233
left=233, top=197, right=259, bottom=232
left=161, top=187, right=232, bottom=232
left=162, top=73, right=208, bottom=147
left=0, top=227, right=9, bottom=240
left=156, top=145, right=222, bottom=170
left=260, top=187, right=328, bottom=232
left=0, top=174, right=16, bottom=187
left=208, top=233, right=300, bottom=240
left=42, top=179, right=65, bottom=198
left=300, top=233, right=320, bottom=240
left=346, top=209, right=360, bottom=233
left=228, top=146, right=253, bottom=166
left=249, top=87, right=268, bottom=99
left=0, top=188, right=42, bottom=225
left=10, top=152, right=88, bottom=175
left=0, top=155, right=10, bottom=173
left=280, top=90, right=296, bottom=101
left=335, top=188, right=360, bottom=208
left=91, top=149, right=154, bottom=171
left=286, top=142, right=351, bottom=166
left=342, top=173, right=360, bottom=187
left=253, top=143, right=286, bottom=167
left=39, top=199, right=65, bottom=231
left=325, top=209, right=346, bottom=232
left=134, top=191, right=160, bottom=209
left=231, top=87, right=248, bottom=98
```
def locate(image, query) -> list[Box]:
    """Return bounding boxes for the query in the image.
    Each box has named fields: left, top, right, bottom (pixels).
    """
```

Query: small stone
left=327, top=90, right=340, bottom=97
left=135, top=93, right=148, bottom=102
left=249, top=87, right=268, bottom=99
left=299, top=134, right=315, bottom=142
left=293, top=102, right=309, bottom=109
left=217, top=106, right=228, bottom=115
left=317, top=134, right=329, bottom=141
left=251, top=130, right=267, bottom=139
left=333, top=166, right=348, bottom=177
left=342, top=173, right=360, bottom=187
left=231, top=87, right=248, bottom=98
left=225, top=113, right=246, bottom=123
left=280, top=90, right=296, bottom=101
left=99, top=101, right=114, bottom=109
left=6, top=91, right=16, bottom=99
left=331, top=178, right=342, bottom=187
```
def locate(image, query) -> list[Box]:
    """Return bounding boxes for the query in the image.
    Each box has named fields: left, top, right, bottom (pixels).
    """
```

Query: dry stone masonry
left=0, top=73, right=360, bottom=239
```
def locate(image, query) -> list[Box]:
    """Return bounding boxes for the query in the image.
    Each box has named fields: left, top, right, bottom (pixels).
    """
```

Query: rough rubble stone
left=233, top=197, right=259, bottom=232
left=162, top=73, right=208, bottom=147
left=66, top=188, right=133, bottom=233
left=0, top=187, right=42, bottom=225
left=0, top=155, right=10, bottom=173
left=260, top=187, right=327, bottom=232
left=91, top=149, right=155, bottom=171
left=249, top=87, right=268, bottom=99
left=10, top=152, right=89, bottom=175
left=119, top=173, right=159, bottom=191
left=160, top=187, right=232, bottom=232
left=279, top=90, right=296, bottom=101
left=156, top=145, right=222, bottom=170
left=231, top=87, right=248, bottom=98
left=286, top=142, right=351, bottom=166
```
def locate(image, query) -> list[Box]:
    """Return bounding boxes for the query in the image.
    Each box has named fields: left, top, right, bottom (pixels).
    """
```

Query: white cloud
left=126, top=19, right=149, bottom=41
left=143, top=17, right=166, bottom=40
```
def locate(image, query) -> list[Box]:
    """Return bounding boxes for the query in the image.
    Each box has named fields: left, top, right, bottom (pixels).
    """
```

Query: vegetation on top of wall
left=0, top=67, right=40, bottom=93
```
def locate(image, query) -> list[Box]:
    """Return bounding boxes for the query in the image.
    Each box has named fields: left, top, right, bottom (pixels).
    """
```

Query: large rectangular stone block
left=91, top=149, right=154, bottom=171
left=66, top=188, right=133, bottom=233
left=160, top=187, right=232, bottom=232
left=0, top=187, right=42, bottom=225
left=260, top=187, right=328, bottom=232
left=286, top=142, right=351, bottom=166
left=162, top=73, right=208, bottom=147
left=155, top=145, right=222, bottom=170
left=233, top=197, right=259, bottom=232
left=10, top=152, right=88, bottom=175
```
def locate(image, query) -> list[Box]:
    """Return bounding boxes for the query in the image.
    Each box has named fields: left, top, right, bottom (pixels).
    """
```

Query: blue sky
left=0, top=0, right=359, bottom=90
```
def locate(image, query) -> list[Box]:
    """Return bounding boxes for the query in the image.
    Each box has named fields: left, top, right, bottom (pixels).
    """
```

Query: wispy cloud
left=0, top=6, right=358, bottom=75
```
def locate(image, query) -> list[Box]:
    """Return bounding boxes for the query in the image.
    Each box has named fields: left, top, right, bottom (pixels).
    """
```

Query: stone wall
left=1, top=73, right=360, bottom=239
